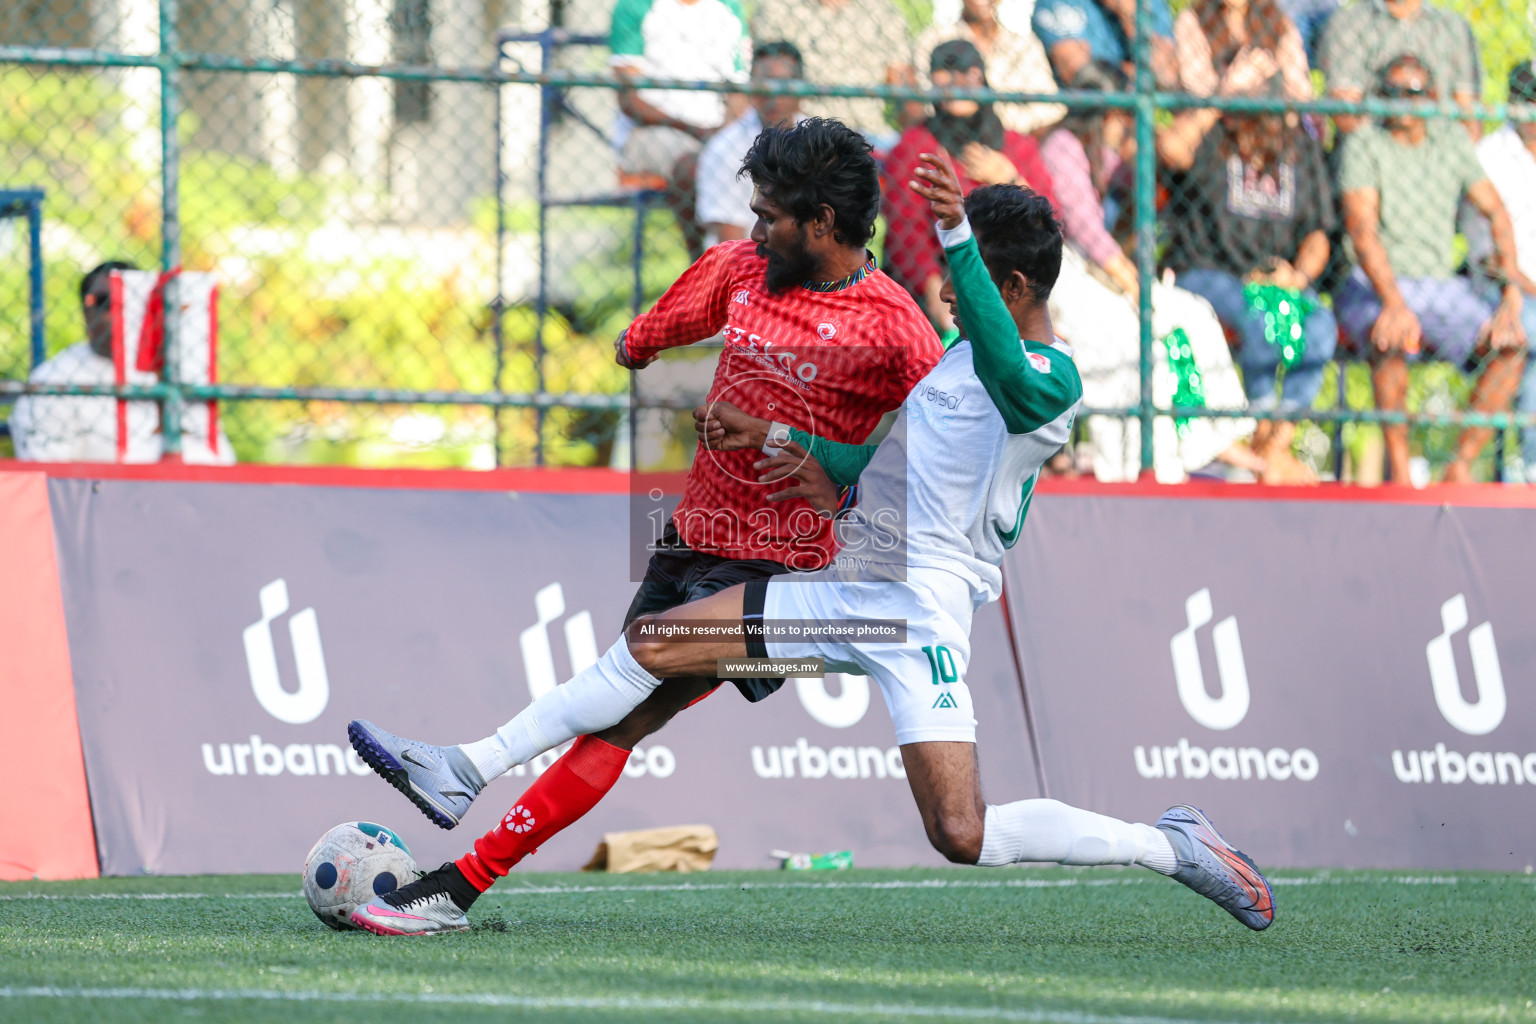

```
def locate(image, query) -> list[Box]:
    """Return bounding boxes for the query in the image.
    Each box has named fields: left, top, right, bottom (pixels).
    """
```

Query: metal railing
left=3, top=4, right=1535, bottom=476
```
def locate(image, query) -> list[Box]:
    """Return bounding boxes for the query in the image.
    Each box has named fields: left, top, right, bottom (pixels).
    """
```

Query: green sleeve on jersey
left=945, top=230, right=1082, bottom=434
left=786, top=427, right=877, bottom=489
left=609, top=0, right=650, bottom=57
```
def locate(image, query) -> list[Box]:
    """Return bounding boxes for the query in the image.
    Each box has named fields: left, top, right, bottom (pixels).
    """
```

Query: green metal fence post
left=1133, top=0, right=1156, bottom=477
left=158, top=0, right=184, bottom=457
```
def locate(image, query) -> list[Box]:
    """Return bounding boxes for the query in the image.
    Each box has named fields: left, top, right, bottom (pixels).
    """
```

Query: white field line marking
left=0, top=985, right=1273, bottom=1024
left=0, top=892, right=218, bottom=901
left=0, top=879, right=1125, bottom=901
left=490, top=877, right=1148, bottom=897
left=0, top=873, right=1507, bottom=902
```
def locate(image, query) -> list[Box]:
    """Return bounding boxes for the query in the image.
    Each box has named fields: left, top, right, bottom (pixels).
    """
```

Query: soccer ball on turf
left=302, top=821, right=418, bottom=930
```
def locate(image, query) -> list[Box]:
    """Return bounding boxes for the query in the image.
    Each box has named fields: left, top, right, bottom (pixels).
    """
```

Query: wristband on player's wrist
left=834, top=484, right=860, bottom=520
left=762, top=421, right=792, bottom=455
left=616, top=328, right=638, bottom=367
left=935, top=217, right=972, bottom=249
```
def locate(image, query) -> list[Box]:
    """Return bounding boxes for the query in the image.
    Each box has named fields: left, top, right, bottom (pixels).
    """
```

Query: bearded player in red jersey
left=346, top=117, right=944, bottom=920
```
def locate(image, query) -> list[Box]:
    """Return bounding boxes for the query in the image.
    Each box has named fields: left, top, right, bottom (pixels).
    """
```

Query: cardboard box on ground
left=583, top=824, right=719, bottom=873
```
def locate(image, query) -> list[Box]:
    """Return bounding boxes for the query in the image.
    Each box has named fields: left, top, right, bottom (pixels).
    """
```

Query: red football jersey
left=624, top=239, right=942, bottom=568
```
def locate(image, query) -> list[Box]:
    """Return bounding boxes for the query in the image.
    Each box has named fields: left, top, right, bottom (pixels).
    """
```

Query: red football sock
left=456, top=735, right=629, bottom=892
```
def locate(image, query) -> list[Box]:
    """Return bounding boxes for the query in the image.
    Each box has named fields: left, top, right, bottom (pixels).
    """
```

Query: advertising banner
left=48, top=478, right=1037, bottom=876
left=1006, top=495, right=1536, bottom=871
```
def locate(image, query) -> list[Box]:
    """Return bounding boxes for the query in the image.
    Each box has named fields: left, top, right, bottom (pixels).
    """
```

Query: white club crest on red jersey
left=817, top=321, right=838, bottom=340
left=1026, top=352, right=1051, bottom=374
left=732, top=289, right=751, bottom=306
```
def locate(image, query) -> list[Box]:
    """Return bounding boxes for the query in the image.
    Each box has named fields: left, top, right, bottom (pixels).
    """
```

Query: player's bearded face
left=759, top=222, right=817, bottom=294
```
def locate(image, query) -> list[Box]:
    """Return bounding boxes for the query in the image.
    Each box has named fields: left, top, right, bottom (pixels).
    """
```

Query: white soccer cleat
left=350, top=863, right=472, bottom=936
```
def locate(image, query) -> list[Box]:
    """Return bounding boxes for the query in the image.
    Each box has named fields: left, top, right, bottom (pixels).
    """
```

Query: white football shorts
left=762, top=565, right=978, bottom=745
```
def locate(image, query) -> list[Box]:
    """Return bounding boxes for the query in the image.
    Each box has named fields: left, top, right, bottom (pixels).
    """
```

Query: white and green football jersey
left=608, top=0, right=750, bottom=129
left=789, top=220, right=1082, bottom=607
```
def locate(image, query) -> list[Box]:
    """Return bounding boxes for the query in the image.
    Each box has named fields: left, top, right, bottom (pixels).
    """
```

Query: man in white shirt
left=609, top=0, right=751, bottom=260
left=1466, top=61, right=1536, bottom=477
left=696, top=41, right=806, bottom=247
left=10, top=261, right=162, bottom=463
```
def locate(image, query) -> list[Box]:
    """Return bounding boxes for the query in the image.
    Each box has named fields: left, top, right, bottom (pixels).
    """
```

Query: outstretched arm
left=908, top=153, right=1080, bottom=433
left=620, top=243, right=737, bottom=368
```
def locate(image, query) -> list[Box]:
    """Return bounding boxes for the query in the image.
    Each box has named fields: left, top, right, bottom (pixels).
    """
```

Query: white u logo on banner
left=243, top=578, right=330, bottom=725
left=1170, top=588, right=1249, bottom=731
left=520, top=583, right=598, bottom=701
left=1426, top=594, right=1506, bottom=736
left=796, top=674, right=870, bottom=728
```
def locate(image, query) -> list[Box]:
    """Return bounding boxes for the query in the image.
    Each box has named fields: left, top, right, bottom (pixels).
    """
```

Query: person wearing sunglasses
left=1335, top=55, right=1528, bottom=484
left=1318, top=0, right=1480, bottom=136
left=9, top=260, right=161, bottom=463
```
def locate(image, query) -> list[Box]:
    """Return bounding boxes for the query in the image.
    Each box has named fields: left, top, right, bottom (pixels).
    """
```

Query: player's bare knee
left=625, top=617, right=671, bottom=674
left=926, top=813, right=984, bottom=865
left=628, top=640, right=665, bottom=676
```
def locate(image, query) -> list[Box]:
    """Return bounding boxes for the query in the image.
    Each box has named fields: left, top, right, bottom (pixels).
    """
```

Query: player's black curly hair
left=739, top=116, right=880, bottom=247
left=964, top=184, right=1062, bottom=305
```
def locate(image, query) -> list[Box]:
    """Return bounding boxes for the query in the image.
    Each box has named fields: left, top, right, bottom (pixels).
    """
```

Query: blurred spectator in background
left=1039, top=62, right=1137, bottom=294
left=1317, top=0, right=1479, bottom=135
left=752, top=0, right=913, bottom=149
left=609, top=0, right=751, bottom=260
left=911, top=0, right=1067, bottom=135
left=1173, top=0, right=1312, bottom=102
left=1033, top=0, right=1178, bottom=89
left=11, top=261, right=160, bottom=463
left=697, top=41, right=805, bottom=247
left=883, top=40, right=1059, bottom=331
left=1463, top=60, right=1536, bottom=481
left=1035, top=62, right=1261, bottom=482
left=1337, top=55, right=1526, bottom=484
left=1277, top=0, right=1336, bottom=65
left=1159, top=85, right=1335, bottom=482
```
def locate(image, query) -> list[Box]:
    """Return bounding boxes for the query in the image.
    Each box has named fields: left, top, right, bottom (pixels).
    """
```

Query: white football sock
left=459, top=638, right=660, bottom=781
left=976, top=799, right=1177, bottom=875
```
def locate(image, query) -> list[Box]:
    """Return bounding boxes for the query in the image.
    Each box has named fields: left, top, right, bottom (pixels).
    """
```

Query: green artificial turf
left=1, top=868, right=1533, bottom=1023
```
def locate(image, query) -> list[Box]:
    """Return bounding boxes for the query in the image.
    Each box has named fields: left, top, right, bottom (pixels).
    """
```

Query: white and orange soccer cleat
left=351, top=863, right=473, bottom=936
left=1156, top=804, right=1276, bottom=931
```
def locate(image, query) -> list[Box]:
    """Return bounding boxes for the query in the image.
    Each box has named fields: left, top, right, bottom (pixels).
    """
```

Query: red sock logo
left=504, top=804, right=537, bottom=835
left=462, top=736, right=630, bottom=889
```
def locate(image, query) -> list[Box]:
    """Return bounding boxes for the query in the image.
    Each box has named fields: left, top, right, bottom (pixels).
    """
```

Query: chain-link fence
left=3, top=0, right=1535, bottom=481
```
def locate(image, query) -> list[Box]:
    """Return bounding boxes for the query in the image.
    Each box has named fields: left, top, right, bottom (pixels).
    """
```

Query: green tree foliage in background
left=0, top=66, right=643, bottom=468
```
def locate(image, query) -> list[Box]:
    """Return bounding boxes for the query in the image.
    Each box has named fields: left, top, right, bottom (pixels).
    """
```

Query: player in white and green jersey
left=350, top=156, right=1274, bottom=937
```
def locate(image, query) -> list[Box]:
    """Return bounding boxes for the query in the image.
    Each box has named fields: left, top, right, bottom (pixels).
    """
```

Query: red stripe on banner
left=135, top=269, right=178, bottom=375
left=110, top=272, right=126, bottom=462
left=207, top=282, right=219, bottom=457
left=0, top=473, right=99, bottom=880
left=1035, top=476, right=1536, bottom=508
left=0, top=461, right=1533, bottom=506
left=0, top=461, right=634, bottom=493
left=996, top=583, right=1049, bottom=799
